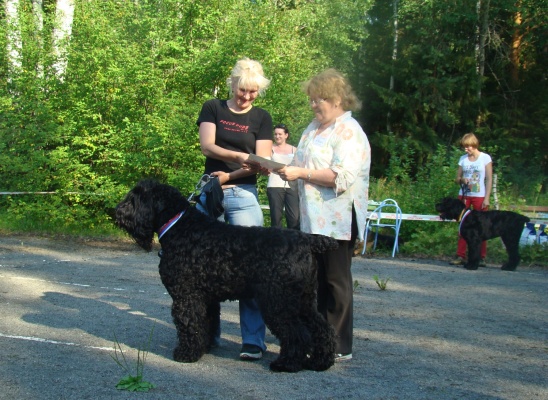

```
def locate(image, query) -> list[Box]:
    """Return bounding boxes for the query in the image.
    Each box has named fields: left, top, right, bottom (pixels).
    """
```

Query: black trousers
left=316, top=208, right=358, bottom=355
left=267, top=186, right=300, bottom=230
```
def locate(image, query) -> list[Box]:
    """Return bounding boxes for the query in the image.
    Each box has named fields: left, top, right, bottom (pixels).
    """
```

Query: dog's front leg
left=206, top=301, right=221, bottom=349
left=464, top=239, right=481, bottom=270
left=171, top=297, right=209, bottom=363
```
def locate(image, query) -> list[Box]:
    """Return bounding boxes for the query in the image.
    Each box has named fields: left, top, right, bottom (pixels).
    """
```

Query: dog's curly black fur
left=435, top=197, right=530, bottom=271
left=116, top=180, right=338, bottom=372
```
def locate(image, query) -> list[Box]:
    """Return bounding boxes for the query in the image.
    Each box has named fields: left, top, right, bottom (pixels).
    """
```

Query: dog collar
left=458, top=209, right=472, bottom=235
left=157, top=211, right=185, bottom=240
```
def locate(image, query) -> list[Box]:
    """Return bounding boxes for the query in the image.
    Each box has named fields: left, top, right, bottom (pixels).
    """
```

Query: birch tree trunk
left=33, top=0, right=44, bottom=78
left=6, top=0, right=22, bottom=80
left=52, top=0, right=75, bottom=79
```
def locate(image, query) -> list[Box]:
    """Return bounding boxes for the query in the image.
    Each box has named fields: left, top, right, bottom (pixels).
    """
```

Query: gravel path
left=0, top=235, right=546, bottom=400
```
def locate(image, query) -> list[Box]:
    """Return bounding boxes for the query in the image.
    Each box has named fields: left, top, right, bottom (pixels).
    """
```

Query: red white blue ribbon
left=157, top=211, right=185, bottom=240
left=459, top=209, right=472, bottom=236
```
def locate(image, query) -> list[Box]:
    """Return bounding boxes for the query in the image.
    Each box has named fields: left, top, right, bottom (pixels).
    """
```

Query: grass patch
left=111, top=326, right=156, bottom=392
left=373, top=275, right=390, bottom=290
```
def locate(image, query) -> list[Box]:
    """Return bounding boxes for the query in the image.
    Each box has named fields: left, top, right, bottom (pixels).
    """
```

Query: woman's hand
left=243, top=162, right=270, bottom=176
left=242, top=159, right=261, bottom=174
left=210, top=171, right=231, bottom=185
left=276, top=166, right=302, bottom=181
left=258, top=166, right=271, bottom=176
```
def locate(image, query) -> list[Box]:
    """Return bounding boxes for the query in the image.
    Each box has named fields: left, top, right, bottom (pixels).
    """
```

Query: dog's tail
left=310, top=234, right=340, bottom=253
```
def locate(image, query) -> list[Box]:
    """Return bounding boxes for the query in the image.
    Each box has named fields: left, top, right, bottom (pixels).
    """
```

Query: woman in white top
left=276, top=69, right=371, bottom=362
left=267, top=124, right=300, bottom=229
left=450, top=133, right=493, bottom=266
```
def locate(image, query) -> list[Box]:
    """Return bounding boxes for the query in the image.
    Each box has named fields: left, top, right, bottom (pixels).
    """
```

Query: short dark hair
left=274, top=123, right=290, bottom=136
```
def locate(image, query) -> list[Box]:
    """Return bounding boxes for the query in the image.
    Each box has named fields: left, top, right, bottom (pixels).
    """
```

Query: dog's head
left=116, top=180, right=188, bottom=251
left=435, top=197, right=466, bottom=221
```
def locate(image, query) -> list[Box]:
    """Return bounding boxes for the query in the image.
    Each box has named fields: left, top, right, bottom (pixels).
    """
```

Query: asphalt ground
left=0, top=235, right=546, bottom=400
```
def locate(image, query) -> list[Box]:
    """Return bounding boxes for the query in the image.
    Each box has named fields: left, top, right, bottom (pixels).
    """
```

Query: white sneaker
left=335, top=353, right=352, bottom=362
left=240, top=344, right=263, bottom=360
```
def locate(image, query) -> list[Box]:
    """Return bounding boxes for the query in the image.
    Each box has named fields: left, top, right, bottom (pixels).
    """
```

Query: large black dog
left=115, top=180, right=338, bottom=372
left=436, top=197, right=530, bottom=271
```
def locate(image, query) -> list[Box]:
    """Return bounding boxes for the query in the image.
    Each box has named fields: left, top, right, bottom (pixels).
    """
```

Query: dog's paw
left=464, top=263, right=479, bottom=270
left=270, top=358, right=303, bottom=373
left=303, top=355, right=334, bottom=372
left=501, top=263, right=517, bottom=271
left=173, top=346, right=202, bottom=363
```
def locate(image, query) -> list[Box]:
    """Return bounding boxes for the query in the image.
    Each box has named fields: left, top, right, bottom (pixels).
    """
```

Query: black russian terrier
left=435, top=197, right=530, bottom=271
left=115, top=180, right=338, bottom=373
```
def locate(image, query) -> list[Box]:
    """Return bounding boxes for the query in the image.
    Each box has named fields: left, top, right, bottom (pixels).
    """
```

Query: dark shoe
left=449, top=257, right=465, bottom=266
left=240, top=344, right=263, bottom=361
left=335, top=353, right=352, bottom=362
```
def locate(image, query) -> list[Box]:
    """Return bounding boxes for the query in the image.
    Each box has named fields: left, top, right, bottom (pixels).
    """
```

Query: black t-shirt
left=197, top=99, right=273, bottom=185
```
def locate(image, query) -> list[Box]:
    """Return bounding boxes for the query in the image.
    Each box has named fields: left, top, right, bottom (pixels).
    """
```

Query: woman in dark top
left=196, top=57, right=272, bottom=361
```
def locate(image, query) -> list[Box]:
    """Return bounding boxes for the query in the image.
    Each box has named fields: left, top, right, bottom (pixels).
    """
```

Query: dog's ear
left=132, top=187, right=156, bottom=252
left=117, top=183, right=156, bottom=252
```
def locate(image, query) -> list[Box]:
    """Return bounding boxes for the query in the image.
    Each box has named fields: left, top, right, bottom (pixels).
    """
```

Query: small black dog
left=436, top=197, right=530, bottom=271
left=116, top=180, right=338, bottom=372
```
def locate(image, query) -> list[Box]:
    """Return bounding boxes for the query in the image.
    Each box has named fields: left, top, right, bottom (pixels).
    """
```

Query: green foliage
left=1, top=0, right=365, bottom=228
left=359, top=0, right=547, bottom=187
left=519, top=243, right=548, bottom=266
left=115, top=375, right=155, bottom=393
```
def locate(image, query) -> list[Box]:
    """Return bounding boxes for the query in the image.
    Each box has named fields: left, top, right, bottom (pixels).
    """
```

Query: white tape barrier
left=366, top=212, right=445, bottom=222
left=366, top=212, right=547, bottom=224
left=2, top=193, right=545, bottom=224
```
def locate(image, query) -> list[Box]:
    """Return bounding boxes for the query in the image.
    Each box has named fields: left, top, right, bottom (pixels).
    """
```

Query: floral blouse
left=294, top=111, right=371, bottom=240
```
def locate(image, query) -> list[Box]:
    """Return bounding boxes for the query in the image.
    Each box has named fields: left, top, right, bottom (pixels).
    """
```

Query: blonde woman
left=197, top=57, right=272, bottom=360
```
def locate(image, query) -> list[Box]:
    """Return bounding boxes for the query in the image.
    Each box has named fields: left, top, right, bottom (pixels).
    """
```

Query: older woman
left=197, top=57, right=272, bottom=361
left=277, top=69, right=371, bottom=362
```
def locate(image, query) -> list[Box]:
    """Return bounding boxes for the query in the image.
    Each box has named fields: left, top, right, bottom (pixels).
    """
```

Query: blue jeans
left=197, top=184, right=266, bottom=351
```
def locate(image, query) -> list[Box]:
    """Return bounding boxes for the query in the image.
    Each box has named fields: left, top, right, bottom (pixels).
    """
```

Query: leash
left=460, top=182, right=470, bottom=203
left=188, top=174, right=213, bottom=202
left=157, top=174, right=217, bottom=247
left=158, top=174, right=211, bottom=242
